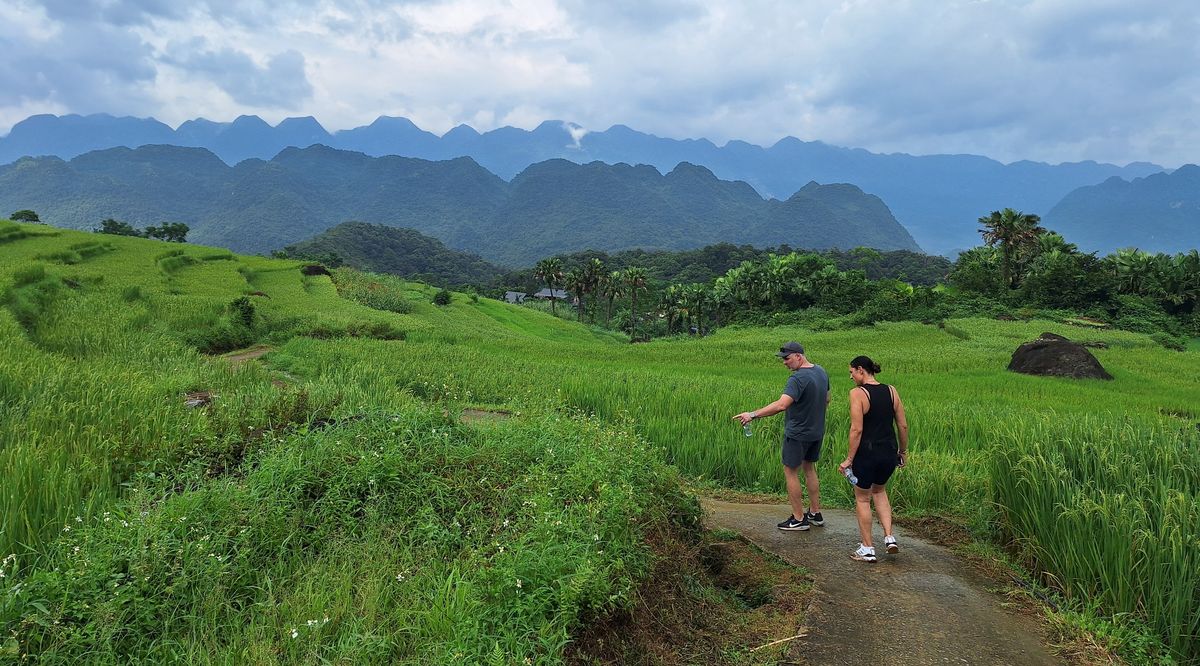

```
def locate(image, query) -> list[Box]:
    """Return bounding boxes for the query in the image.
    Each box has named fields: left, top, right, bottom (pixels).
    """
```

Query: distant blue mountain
left=1043, top=165, right=1200, bottom=255
left=0, top=113, right=1167, bottom=254
left=0, top=144, right=918, bottom=265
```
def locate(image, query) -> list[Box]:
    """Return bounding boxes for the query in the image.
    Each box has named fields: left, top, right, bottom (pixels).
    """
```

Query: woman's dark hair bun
left=850, top=355, right=882, bottom=374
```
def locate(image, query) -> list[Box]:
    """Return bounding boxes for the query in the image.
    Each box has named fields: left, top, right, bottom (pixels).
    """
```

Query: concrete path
left=702, top=500, right=1061, bottom=665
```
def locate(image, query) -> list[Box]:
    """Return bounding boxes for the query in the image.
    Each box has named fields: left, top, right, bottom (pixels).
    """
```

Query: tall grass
left=1, top=223, right=1197, bottom=661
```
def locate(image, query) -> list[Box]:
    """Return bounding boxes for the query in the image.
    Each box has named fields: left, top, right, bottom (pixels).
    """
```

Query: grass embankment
left=269, top=318, right=1198, bottom=661
left=1, top=221, right=1197, bottom=662
left=0, top=223, right=802, bottom=664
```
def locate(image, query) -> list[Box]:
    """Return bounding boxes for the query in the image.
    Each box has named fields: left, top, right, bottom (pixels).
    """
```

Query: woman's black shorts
left=851, top=445, right=898, bottom=489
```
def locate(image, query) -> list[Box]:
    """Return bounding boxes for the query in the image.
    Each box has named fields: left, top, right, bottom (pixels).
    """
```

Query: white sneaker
left=884, top=534, right=899, bottom=554
left=851, top=544, right=877, bottom=562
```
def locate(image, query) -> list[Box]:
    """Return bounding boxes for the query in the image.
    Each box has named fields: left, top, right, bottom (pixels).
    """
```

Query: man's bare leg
left=782, top=464, right=807, bottom=519
left=801, top=460, right=820, bottom=513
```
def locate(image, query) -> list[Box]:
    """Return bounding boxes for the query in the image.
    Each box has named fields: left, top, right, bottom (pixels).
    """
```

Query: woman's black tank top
left=859, top=383, right=898, bottom=451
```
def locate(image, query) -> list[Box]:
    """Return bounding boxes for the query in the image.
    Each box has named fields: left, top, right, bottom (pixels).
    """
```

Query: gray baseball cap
left=776, top=341, right=805, bottom=357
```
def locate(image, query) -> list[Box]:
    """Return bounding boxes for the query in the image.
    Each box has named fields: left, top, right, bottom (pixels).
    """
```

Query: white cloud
left=1, top=0, right=1198, bottom=166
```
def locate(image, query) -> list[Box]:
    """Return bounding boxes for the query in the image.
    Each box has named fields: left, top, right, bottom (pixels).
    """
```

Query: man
left=735, top=341, right=831, bottom=531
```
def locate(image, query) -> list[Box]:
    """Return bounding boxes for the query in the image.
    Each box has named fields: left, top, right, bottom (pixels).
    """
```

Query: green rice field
left=1, top=220, right=1197, bottom=663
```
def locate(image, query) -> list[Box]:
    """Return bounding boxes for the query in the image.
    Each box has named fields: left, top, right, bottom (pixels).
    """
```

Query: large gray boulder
left=1008, top=332, right=1113, bottom=380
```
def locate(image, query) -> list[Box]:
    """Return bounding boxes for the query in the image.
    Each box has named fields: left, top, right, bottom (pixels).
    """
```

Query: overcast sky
left=1, top=0, right=1196, bottom=167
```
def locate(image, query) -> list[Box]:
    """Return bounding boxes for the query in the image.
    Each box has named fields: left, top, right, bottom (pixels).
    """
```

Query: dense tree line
left=95, top=218, right=190, bottom=242
left=498, top=243, right=950, bottom=293
left=511, top=210, right=1199, bottom=346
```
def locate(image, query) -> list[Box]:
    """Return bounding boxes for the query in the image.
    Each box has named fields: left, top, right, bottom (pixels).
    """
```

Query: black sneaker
left=805, top=511, right=825, bottom=526
left=776, top=514, right=810, bottom=531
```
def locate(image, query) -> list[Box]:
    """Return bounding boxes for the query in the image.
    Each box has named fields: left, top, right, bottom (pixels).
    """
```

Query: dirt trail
left=222, top=345, right=273, bottom=365
left=702, top=500, right=1060, bottom=665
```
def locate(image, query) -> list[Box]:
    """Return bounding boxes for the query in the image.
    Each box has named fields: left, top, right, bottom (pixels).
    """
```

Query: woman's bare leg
left=853, top=486, right=873, bottom=547
left=871, top=484, right=893, bottom=537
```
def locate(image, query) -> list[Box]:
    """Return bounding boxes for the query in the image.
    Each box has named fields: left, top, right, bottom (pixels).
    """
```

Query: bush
left=1150, top=332, right=1187, bottom=352
left=432, top=289, right=452, bottom=306
left=12, top=264, right=46, bottom=287
left=5, top=267, right=63, bottom=330
left=228, top=297, right=256, bottom=329
left=185, top=319, right=256, bottom=354
left=1111, top=295, right=1183, bottom=336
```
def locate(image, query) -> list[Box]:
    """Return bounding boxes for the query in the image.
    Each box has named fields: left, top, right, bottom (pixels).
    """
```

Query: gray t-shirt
left=782, top=364, right=830, bottom=440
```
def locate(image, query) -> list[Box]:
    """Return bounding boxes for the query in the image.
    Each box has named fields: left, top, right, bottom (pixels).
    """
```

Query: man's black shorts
left=782, top=436, right=822, bottom=468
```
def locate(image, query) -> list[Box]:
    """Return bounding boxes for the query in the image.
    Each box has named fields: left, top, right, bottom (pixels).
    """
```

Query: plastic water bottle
left=742, top=422, right=753, bottom=437
left=843, top=466, right=858, bottom=484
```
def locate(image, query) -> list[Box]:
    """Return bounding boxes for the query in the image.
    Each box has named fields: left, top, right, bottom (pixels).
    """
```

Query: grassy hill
left=1, top=221, right=1197, bottom=662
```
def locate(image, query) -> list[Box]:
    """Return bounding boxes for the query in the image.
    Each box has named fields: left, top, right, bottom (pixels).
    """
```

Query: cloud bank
left=1, top=0, right=1197, bottom=166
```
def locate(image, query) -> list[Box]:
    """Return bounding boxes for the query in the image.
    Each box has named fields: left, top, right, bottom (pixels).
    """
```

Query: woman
left=838, top=355, right=909, bottom=562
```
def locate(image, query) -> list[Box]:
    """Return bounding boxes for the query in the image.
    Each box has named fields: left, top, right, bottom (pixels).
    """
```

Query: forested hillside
left=1044, top=164, right=1200, bottom=254
left=282, top=222, right=505, bottom=286
left=0, top=144, right=921, bottom=264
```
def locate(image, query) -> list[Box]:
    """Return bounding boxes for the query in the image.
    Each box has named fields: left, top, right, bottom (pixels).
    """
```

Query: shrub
left=1111, top=295, right=1183, bottom=336
left=1150, top=332, right=1186, bottom=352
left=12, top=264, right=46, bottom=287
left=228, top=297, right=256, bottom=329
left=432, top=289, right=452, bottom=306
left=34, top=250, right=81, bottom=265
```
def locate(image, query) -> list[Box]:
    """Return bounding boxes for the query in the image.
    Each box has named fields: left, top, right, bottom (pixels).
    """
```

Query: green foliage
left=1110, top=295, right=1183, bottom=336
left=4, top=264, right=64, bottom=331
left=331, top=268, right=415, bottom=314
left=284, top=222, right=494, bottom=286
left=1, top=227, right=1197, bottom=662
left=143, top=222, right=189, bottom=243
left=2, top=411, right=693, bottom=664
left=228, top=296, right=255, bottom=328
left=95, top=218, right=142, bottom=237
left=0, top=224, right=30, bottom=244
left=10, top=210, right=40, bottom=223
left=432, top=288, right=452, bottom=306
left=1149, top=332, right=1186, bottom=351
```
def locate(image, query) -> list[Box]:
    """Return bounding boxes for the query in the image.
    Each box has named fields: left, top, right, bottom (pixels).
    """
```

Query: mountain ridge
left=1043, top=164, right=1200, bottom=254
left=0, top=113, right=1167, bottom=255
left=0, top=144, right=920, bottom=265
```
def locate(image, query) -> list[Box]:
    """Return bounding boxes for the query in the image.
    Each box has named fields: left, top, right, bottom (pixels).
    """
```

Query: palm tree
left=660, top=284, right=683, bottom=334
left=564, top=267, right=587, bottom=322
left=978, top=208, right=1045, bottom=289
left=603, top=270, right=623, bottom=326
left=584, top=258, right=606, bottom=323
left=1171, top=250, right=1200, bottom=311
left=624, top=267, right=648, bottom=341
left=1110, top=248, right=1157, bottom=295
left=1037, top=231, right=1077, bottom=256
left=533, top=258, right=564, bottom=316
left=685, top=283, right=709, bottom=335
left=711, top=277, right=732, bottom=328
